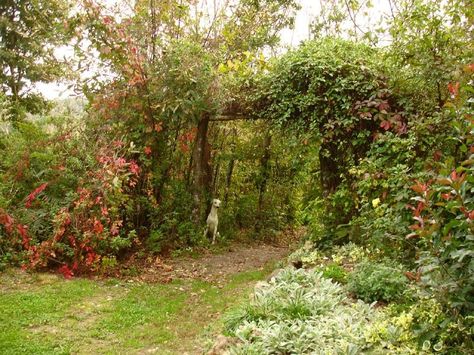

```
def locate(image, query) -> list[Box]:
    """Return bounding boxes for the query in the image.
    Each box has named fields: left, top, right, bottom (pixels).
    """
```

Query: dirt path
left=132, top=227, right=304, bottom=284
left=170, top=244, right=289, bottom=281
left=123, top=242, right=292, bottom=287
left=160, top=243, right=293, bottom=355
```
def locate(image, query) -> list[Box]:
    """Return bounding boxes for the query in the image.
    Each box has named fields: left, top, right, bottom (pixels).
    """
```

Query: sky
left=36, top=0, right=391, bottom=100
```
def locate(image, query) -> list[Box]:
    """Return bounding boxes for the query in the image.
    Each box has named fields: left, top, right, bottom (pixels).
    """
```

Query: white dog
left=205, top=199, right=221, bottom=244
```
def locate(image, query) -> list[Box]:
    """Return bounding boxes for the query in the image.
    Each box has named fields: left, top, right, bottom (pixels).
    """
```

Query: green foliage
left=347, top=260, right=409, bottom=303
left=371, top=296, right=474, bottom=353
left=224, top=267, right=423, bottom=354
left=0, top=0, right=75, bottom=120
left=249, top=38, right=417, bottom=233
left=227, top=269, right=345, bottom=325
left=78, top=0, right=305, bottom=249
left=387, top=0, right=473, bottom=108
left=407, top=76, right=474, bottom=315
left=320, top=263, right=348, bottom=284
left=0, top=102, right=140, bottom=273
left=289, top=241, right=371, bottom=269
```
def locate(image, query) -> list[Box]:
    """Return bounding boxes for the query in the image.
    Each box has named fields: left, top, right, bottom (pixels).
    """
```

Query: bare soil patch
left=124, top=227, right=304, bottom=284
left=170, top=244, right=289, bottom=282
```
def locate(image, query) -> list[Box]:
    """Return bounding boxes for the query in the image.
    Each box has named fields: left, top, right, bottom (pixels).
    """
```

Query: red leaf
left=144, top=146, right=152, bottom=155
left=179, top=142, right=190, bottom=153
left=85, top=252, right=97, bottom=266
left=102, top=16, right=113, bottom=25
left=380, top=120, right=391, bottom=131
left=17, top=224, right=30, bottom=249
left=414, top=202, right=425, bottom=217
left=396, top=122, right=407, bottom=134
left=411, top=181, right=428, bottom=194
left=93, top=219, right=104, bottom=234
left=0, top=211, right=15, bottom=233
left=58, top=265, right=74, bottom=279
left=129, top=161, right=140, bottom=176
left=450, top=170, right=458, bottom=181
left=441, top=193, right=452, bottom=200
left=110, top=220, right=122, bottom=236
left=413, top=215, right=425, bottom=227
left=378, top=102, right=390, bottom=111
left=25, top=183, right=48, bottom=208
left=448, top=82, right=460, bottom=98
left=115, top=157, right=126, bottom=168
left=68, top=235, right=76, bottom=247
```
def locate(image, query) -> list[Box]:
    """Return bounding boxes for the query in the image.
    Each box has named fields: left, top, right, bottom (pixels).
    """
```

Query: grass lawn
left=0, top=264, right=274, bottom=354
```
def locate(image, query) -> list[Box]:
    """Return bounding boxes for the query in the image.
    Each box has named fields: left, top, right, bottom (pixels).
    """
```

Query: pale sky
left=37, top=0, right=392, bottom=100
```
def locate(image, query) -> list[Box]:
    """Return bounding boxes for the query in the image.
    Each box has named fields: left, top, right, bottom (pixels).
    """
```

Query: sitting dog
left=204, top=198, right=221, bottom=244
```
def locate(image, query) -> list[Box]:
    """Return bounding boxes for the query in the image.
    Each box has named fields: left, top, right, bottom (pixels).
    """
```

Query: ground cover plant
left=223, top=267, right=419, bottom=354
left=347, top=260, right=409, bottom=303
left=222, top=245, right=472, bottom=354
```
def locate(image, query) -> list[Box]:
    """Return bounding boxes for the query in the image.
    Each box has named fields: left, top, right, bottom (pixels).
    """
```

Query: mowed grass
left=0, top=265, right=274, bottom=354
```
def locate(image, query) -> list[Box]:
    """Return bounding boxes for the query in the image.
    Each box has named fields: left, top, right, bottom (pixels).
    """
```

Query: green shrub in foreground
left=347, top=260, right=409, bottom=303
left=223, top=268, right=423, bottom=354
left=320, top=263, right=348, bottom=284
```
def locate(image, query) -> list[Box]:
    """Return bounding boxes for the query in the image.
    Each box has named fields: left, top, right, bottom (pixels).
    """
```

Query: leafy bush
left=223, top=267, right=422, bottom=354
left=288, top=241, right=370, bottom=269
left=347, top=260, right=409, bottom=303
left=400, top=76, right=474, bottom=339
left=225, top=269, right=345, bottom=328
left=368, top=295, right=474, bottom=353
left=0, top=111, right=139, bottom=275
left=320, top=263, right=348, bottom=284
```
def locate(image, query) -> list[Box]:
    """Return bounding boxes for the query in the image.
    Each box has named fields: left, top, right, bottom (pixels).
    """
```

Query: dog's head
left=212, top=199, right=221, bottom=208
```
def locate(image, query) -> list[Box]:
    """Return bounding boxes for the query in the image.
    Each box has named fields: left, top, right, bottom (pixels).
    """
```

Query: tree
left=0, top=0, right=73, bottom=119
left=80, top=0, right=300, bottom=226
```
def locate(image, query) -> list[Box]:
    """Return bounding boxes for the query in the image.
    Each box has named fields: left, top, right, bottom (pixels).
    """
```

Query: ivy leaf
left=450, top=249, right=473, bottom=262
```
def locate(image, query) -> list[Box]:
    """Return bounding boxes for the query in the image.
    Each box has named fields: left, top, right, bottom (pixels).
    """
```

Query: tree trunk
left=256, top=132, right=272, bottom=232
left=212, top=161, right=220, bottom=195
left=224, top=158, right=235, bottom=203
left=191, top=113, right=213, bottom=222
left=257, top=132, right=272, bottom=213
left=319, top=141, right=341, bottom=196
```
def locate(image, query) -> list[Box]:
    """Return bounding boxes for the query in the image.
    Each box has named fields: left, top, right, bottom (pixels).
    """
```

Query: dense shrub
left=320, top=263, right=348, bottom=284
left=407, top=77, right=474, bottom=315
left=0, top=110, right=139, bottom=275
left=288, top=241, right=371, bottom=269
left=223, top=268, right=423, bottom=354
left=369, top=296, right=474, bottom=353
left=347, top=260, right=409, bottom=303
